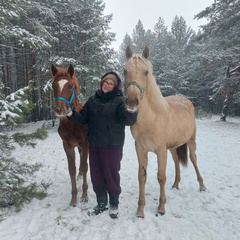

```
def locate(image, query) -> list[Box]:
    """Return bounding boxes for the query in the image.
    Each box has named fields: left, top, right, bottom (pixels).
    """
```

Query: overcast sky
left=104, top=0, right=214, bottom=50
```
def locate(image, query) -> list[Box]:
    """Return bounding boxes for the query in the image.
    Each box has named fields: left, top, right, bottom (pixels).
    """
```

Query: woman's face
left=102, top=79, right=116, bottom=93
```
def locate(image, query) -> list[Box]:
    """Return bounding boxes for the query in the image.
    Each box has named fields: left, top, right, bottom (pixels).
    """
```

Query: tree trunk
left=220, top=96, right=230, bottom=122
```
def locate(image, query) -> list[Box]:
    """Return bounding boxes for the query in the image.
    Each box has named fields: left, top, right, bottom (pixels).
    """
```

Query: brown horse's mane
left=129, top=54, right=168, bottom=113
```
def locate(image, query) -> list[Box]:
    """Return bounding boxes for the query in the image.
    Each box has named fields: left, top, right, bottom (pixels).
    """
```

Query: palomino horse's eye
left=144, top=71, right=148, bottom=76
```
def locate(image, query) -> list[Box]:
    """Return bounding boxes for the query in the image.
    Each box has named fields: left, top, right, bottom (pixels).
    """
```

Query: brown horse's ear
left=142, top=45, right=150, bottom=59
left=68, top=64, right=75, bottom=78
left=126, top=45, right=133, bottom=60
left=51, top=64, right=58, bottom=76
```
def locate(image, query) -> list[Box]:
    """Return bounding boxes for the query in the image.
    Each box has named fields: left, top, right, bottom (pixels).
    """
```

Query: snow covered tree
left=47, top=0, right=117, bottom=98
left=0, top=84, right=32, bottom=127
left=0, top=82, right=49, bottom=211
left=118, top=34, right=133, bottom=66
left=0, top=126, right=49, bottom=211
left=0, top=0, right=118, bottom=120
left=194, top=0, right=240, bottom=115
left=151, top=17, right=173, bottom=95
left=132, top=20, right=149, bottom=53
left=220, top=66, right=240, bottom=121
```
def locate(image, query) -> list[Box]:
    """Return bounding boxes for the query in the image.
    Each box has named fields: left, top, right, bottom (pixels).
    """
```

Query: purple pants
left=89, top=145, right=122, bottom=198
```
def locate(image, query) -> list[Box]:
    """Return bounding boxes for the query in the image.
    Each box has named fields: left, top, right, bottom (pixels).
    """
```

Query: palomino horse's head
left=51, top=64, right=80, bottom=117
left=124, top=45, right=152, bottom=112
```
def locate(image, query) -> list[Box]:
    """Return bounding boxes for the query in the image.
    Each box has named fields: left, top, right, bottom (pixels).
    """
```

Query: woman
left=67, top=71, right=137, bottom=219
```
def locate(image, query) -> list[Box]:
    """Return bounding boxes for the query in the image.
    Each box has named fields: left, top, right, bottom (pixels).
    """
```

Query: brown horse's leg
left=135, top=142, right=148, bottom=218
left=78, top=147, right=83, bottom=177
left=63, top=141, right=78, bottom=206
left=77, top=143, right=89, bottom=203
left=187, top=138, right=206, bottom=191
left=156, top=147, right=167, bottom=215
left=170, top=149, right=181, bottom=189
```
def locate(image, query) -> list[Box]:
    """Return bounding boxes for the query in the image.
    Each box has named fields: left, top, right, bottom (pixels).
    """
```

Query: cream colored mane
left=129, top=54, right=167, bottom=113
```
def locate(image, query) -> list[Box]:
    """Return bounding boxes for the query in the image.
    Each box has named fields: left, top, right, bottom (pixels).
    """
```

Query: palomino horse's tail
left=177, top=143, right=188, bottom=167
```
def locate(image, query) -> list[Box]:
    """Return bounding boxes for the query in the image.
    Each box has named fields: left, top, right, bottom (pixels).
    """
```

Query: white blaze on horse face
left=58, top=79, right=68, bottom=93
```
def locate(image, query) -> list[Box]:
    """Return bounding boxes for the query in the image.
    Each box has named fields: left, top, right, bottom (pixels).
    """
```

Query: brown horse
left=51, top=64, right=89, bottom=206
left=124, top=45, right=206, bottom=218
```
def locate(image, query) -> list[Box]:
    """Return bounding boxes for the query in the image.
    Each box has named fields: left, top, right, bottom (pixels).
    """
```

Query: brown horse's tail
left=177, top=143, right=188, bottom=167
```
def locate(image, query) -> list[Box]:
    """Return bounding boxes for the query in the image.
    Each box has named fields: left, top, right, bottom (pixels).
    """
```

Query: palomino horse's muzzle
left=54, top=86, right=79, bottom=116
left=124, top=81, right=146, bottom=99
left=124, top=81, right=146, bottom=112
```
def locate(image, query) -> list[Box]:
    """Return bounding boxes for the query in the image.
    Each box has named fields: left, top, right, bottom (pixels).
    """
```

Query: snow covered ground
left=0, top=115, right=240, bottom=240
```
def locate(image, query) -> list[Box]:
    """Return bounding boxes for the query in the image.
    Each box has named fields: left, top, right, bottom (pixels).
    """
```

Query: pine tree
left=151, top=17, right=173, bottom=94
left=118, top=34, right=133, bottom=66
left=0, top=84, right=32, bottom=127
left=0, top=128, right=49, bottom=212
left=194, top=0, right=240, bottom=117
left=0, top=82, right=49, bottom=212
left=132, top=20, right=148, bottom=53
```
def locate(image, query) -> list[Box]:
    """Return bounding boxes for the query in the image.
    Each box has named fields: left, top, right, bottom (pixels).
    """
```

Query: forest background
left=1, top=0, right=240, bottom=124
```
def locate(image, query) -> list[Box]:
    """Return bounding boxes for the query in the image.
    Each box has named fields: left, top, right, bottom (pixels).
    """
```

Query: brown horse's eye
left=145, top=71, right=148, bottom=76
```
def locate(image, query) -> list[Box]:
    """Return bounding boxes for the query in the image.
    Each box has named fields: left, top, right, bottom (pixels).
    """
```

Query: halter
left=55, top=86, right=80, bottom=112
left=124, top=81, right=146, bottom=99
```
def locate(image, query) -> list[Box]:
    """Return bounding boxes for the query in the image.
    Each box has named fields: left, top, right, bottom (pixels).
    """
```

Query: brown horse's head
left=124, top=45, right=152, bottom=112
left=51, top=64, right=81, bottom=117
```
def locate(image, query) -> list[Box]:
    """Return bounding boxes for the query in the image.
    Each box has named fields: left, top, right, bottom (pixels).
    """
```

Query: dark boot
left=93, top=193, right=108, bottom=215
left=109, top=196, right=119, bottom=219
left=97, top=192, right=108, bottom=205
left=93, top=203, right=108, bottom=215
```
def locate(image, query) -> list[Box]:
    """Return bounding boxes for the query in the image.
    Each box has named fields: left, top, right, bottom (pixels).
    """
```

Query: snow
left=0, top=115, right=240, bottom=240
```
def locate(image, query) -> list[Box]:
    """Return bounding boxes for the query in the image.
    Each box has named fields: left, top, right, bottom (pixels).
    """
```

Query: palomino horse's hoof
left=200, top=185, right=207, bottom=191
left=136, top=214, right=144, bottom=219
left=155, top=212, right=165, bottom=217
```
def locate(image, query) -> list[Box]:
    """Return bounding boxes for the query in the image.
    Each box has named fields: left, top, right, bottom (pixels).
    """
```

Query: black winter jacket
left=68, top=72, right=137, bottom=148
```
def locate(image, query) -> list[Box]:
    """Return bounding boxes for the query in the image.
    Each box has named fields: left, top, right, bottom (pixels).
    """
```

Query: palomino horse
left=124, top=45, right=206, bottom=218
left=51, top=64, right=89, bottom=206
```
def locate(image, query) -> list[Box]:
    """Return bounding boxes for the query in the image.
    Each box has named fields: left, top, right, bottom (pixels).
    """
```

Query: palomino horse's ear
left=126, top=45, right=133, bottom=60
left=142, top=45, right=150, bottom=59
left=68, top=64, right=75, bottom=78
left=51, top=64, right=58, bottom=76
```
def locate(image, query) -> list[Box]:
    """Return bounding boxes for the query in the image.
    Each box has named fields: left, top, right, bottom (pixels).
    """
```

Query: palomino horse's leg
left=77, top=144, right=89, bottom=203
left=135, top=142, right=148, bottom=218
left=169, top=149, right=181, bottom=189
left=187, top=138, right=206, bottom=191
left=63, top=141, right=78, bottom=206
left=156, top=147, right=167, bottom=215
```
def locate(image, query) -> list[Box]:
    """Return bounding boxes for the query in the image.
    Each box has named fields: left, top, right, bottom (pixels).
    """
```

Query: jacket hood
left=101, top=71, right=122, bottom=90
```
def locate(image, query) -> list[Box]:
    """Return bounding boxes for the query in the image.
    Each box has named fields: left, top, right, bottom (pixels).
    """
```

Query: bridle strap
left=55, top=86, right=79, bottom=112
left=124, top=81, right=146, bottom=99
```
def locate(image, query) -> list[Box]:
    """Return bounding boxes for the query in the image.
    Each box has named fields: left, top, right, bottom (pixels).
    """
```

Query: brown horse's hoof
left=70, top=202, right=77, bottom=207
left=172, top=184, right=179, bottom=190
left=157, top=211, right=165, bottom=216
